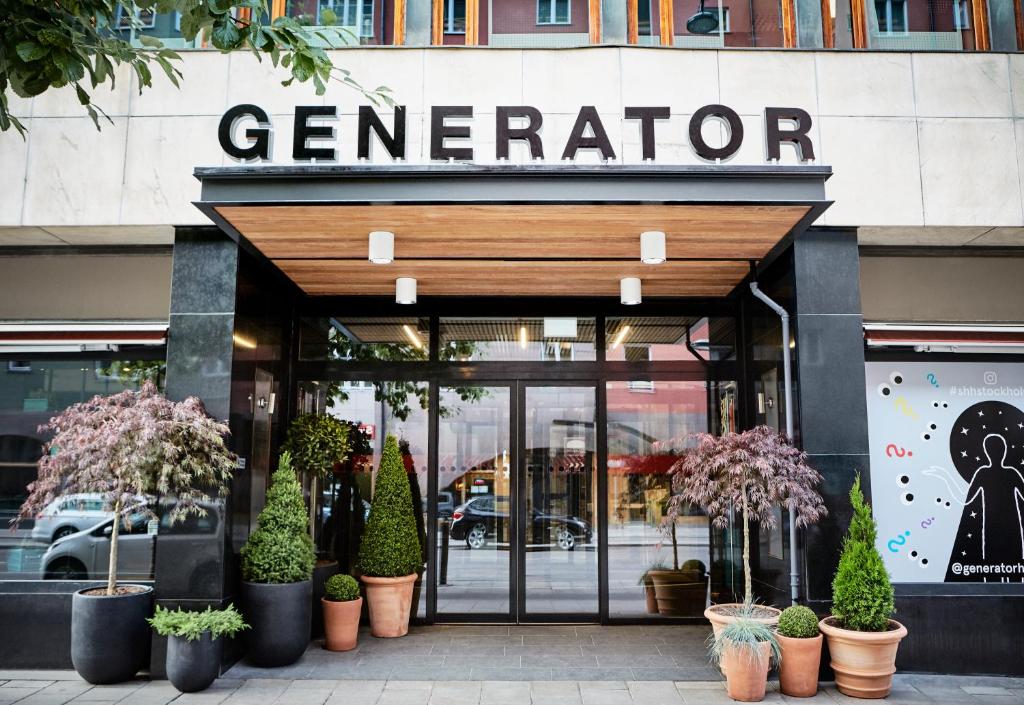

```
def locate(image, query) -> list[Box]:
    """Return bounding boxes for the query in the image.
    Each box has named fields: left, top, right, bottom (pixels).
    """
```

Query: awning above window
left=0, top=322, right=168, bottom=354
left=864, top=323, right=1024, bottom=353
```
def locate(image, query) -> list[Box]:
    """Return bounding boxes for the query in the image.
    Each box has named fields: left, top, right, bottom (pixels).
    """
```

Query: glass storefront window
left=297, top=379, right=429, bottom=617
left=606, top=379, right=738, bottom=618
left=299, top=317, right=430, bottom=362
left=439, top=317, right=597, bottom=362
left=0, top=358, right=165, bottom=581
left=606, top=317, right=736, bottom=362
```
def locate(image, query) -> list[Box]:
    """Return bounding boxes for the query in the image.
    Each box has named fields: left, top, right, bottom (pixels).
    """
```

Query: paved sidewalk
left=4, top=675, right=1024, bottom=705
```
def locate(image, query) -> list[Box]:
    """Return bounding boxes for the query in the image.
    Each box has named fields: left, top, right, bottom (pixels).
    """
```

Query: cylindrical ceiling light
left=369, top=230, right=394, bottom=264
left=640, top=230, right=666, bottom=264
left=620, top=277, right=642, bottom=306
left=396, top=277, right=417, bottom=305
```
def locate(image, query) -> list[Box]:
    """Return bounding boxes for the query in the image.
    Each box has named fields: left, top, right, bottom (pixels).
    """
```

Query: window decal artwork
left=867, top=362, right=1024, bottom=583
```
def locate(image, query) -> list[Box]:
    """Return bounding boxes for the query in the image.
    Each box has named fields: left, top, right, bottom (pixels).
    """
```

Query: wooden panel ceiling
left=275, top=260, right=751, bottom=297
left=216, top=204, right=810, bottom=261
left=215, top=202, right=809, bottom=297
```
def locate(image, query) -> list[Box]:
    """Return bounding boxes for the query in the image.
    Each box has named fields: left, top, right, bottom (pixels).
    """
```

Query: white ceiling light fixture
left=620, top=277, right=642, bottom=306
left=369, top=230, right=395, bottom=264
left=640, top=230, right=666, bottom=264
left=396, top=277, right=417, bottom=305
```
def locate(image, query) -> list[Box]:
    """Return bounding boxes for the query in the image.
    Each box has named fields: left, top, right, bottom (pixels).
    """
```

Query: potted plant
left=709, top=611, right=781, bottom=702
left=282, top=413, right=350, bottom=637
left=357, top=434, right=422, bottom=638
left=665, top=426, right=826, bottom=633
left=239, top=451, right=316, bottom=666
left=15, top=382, right=234, bottom=684
left=639, top=561, right=669, bottom=613
left=322, top=573, right=362, bottom=651
left=148, top=605, right=248, bottom=693
left=819, top=475, right=907, bottom=699
left=776, top=605, right=822, bottom=698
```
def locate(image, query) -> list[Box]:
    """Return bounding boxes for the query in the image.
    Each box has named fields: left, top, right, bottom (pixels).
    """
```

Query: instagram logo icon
left=984, top=371, right=998, bottom=385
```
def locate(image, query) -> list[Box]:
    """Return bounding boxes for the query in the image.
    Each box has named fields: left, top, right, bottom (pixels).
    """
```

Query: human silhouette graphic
left=945, top=401, right=1024, bottom=582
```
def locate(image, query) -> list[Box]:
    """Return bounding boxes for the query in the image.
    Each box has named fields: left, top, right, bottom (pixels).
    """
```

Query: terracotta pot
left=720, top=640, right=771, bottom=702
left=777, top=633, right=823, bottom=698
left=819, top=617, right=908, bottom=699
left=643, top=584, right=658, bottom=614
left=649, top=569, right=706, bottom=616
left=322, top=596, right=362, bottom=651
left=362, top=574, right=417, bottom=638
left=705, top=603, right=782, bottom=638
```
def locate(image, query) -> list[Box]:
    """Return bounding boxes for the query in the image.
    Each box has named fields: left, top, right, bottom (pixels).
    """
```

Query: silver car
left=30, top=494, right=115, bottom=544
left=40, top=502, right=224, bottom=596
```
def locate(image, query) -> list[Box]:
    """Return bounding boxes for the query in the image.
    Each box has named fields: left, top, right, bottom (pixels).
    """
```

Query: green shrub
left=777, top=605, right=820, bottom=638
left=357, top=435, right=423, bottom=578
left=325, top=574, right=361, bottom=602
left=283, top=413, right=351, bottom=478
left=148, top=604, right=248, bottom=641
left=830, top=475, right=895, bottom=632
left=709, top=612, right=781, bottom=668
left=240, top=452, right=315, bottom=584
left=681, top=559, right=707, bottom=574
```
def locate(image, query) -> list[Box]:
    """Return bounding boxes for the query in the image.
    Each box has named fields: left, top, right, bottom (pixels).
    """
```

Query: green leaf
left=138, top=34, right=164, bottom=48
left=37, top=30, right=71, bottom=48
left=15, top=42, right=49, bottom=62
left=208, top=0, right=234, bottom=14
left=211, top=16, right=243, bottom=49
left=74, top=83, right=90, bottom=106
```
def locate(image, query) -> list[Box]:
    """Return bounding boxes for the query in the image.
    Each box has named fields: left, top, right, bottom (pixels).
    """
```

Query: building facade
left=1, top=1, right=1023, bottom=676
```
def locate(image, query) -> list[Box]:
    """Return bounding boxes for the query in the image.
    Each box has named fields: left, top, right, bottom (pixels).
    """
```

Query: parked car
left=449, top=495, right=592, bottom=550
left=30, top=493, right=119, bottom=544
left=40, top=501, right=223, bottom=595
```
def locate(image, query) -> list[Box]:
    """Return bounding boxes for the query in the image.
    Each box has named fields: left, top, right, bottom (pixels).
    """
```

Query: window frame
left=445, top=0, right=467, bottom=33
left=874, top=0, right=909, bottom=34
left=536, top=0, right=573, bottom=26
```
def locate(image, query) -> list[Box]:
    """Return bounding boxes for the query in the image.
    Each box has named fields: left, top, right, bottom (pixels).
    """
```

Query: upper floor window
left=874, top=0, right=908, bottom=32
left=537, top=0, right=571, bottom=25
left=114, top=7, right=156, bottom=29
left=319, top=0, right=374, bottom=35
left=953, top=0, right=971, bottom=28
left=445, top=0, right=466, bottom=33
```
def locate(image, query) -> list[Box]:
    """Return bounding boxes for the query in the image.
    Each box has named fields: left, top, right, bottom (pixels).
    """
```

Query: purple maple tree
left=15, top=382, right=235, bottom=595
left=663, top=426, right=826, bottom=605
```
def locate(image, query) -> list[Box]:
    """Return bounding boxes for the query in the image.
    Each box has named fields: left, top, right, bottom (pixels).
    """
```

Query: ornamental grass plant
left=148, top=605, right=249, bottom=641
left=357, top=435, right=422, bottom=578
left=831, top=475, right=895, bottom=632
left=240, top=451, right=315, bottom=584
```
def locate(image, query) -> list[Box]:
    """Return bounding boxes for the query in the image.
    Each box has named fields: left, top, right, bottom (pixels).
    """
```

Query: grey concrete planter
left=71, top=585, right=153, bottom=684
left=166, top=632, right=222, bottom=692
left=241, top=580, right=311, bottom=667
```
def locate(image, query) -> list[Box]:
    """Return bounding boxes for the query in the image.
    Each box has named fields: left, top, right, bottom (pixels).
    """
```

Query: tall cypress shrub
left=241, top=451, right=315, bottom=584
left=358, top=435, right=422, bottom=578
left=830, top=475, right=895, bottom=632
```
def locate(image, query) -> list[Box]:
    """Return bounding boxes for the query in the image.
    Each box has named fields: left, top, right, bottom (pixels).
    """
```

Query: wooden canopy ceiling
left=214, top=203, right=809, bottom=298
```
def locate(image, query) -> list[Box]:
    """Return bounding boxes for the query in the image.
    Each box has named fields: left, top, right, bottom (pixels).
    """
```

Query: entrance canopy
left=194, top=165, right=831, bottom=299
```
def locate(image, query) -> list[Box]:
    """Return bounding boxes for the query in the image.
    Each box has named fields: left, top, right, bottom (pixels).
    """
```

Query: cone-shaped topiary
left=241, top=451, right=315, bottom=584
left=357, top=435, right=422, bottom=578
left=830, top=475, right=895, bottom=632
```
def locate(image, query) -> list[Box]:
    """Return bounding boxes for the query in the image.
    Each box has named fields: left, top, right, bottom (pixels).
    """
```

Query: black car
left=449, top=496, right=592, bottom=550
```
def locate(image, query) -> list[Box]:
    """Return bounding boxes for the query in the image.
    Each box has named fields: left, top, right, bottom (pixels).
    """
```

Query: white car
left=31, top=494, right=116, bottom=544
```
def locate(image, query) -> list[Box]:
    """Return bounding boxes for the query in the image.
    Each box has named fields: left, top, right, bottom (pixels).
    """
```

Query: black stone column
left=791, top=227, right=870, bottom=605
left=153, top=227, right=240, bottom=675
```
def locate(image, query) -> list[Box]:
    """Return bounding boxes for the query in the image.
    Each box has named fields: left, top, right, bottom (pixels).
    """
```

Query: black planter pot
left=311, top=561, right=339, bottom=640
left=71, top=585, right=153, bottom=684
left=241, top=580, right=312, bottom=667
left=166, top=632, right=222, bottom=692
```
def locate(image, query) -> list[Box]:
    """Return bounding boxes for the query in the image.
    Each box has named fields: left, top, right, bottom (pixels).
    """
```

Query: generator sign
left=217, top=103, right=816, bottom=164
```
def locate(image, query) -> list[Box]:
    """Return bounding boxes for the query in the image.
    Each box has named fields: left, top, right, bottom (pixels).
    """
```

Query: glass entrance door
left=519, top=384, right=599, bottom=619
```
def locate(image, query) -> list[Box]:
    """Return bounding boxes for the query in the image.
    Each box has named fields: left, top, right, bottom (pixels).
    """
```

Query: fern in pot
left=239, top=451, right=315, bottom=666
left=148, top=605, right=248, bottom=693
left=709, top=609, right=781, bottom=702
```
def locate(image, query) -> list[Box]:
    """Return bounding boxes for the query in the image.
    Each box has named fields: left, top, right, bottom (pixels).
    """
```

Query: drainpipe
left=749, top=282, right=799, bottom=606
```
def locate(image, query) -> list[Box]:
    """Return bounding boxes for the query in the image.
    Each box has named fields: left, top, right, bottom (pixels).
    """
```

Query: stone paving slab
left=3, top=676, right=1024, bottom=705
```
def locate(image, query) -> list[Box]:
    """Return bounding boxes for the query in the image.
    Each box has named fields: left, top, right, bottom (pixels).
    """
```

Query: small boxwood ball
left=324, top=574, right=361, bottom=602
left=777, top=605, right=820, bottom=638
